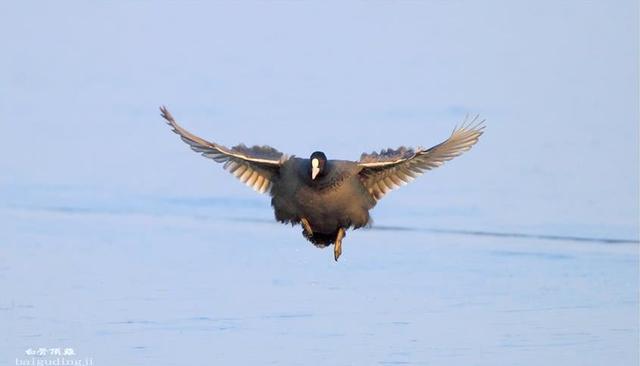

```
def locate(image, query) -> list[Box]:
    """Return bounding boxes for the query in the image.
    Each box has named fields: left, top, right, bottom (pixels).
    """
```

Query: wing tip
left=159, top=105, right=171, bottom=120
left=159, top=105, right=181, bottom=134
left=455, top=113, right=486, bottom=134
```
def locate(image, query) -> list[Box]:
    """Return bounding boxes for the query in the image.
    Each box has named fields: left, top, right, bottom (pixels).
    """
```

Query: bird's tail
left=303, top=230, right=344, bottom=248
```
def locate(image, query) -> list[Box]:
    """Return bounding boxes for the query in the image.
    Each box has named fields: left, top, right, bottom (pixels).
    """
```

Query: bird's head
left=309, top=151, right=327, bottom=180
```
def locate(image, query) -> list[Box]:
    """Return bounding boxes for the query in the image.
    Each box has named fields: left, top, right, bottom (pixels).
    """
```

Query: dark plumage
left=271, top=157, right=375, bottom=247
left=160, top=106, right=485, bottom=261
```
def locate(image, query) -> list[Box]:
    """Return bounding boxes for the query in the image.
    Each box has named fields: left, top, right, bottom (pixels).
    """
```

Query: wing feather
left=358, top=115, right=485, bottom=201
left=161, top=106, right=288, bottom=194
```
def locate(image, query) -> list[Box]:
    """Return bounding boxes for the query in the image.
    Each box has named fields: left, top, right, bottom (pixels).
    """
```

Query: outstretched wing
left=160, top=106, right=288, bottom=194
left=358, top=115, right=485, bottom=200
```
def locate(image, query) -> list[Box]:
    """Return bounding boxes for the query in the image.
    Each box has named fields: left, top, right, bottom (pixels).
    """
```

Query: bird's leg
left=300, top=217, right=313, bottom=238
left=334, top=228, right=345, bottom=261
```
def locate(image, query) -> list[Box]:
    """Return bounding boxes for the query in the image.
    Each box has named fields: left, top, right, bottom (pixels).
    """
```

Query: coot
left=160, top=106, right=484, bottom=261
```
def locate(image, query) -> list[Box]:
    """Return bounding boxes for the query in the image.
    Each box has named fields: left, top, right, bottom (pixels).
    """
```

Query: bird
left=160, top=106, right=484, bottom=261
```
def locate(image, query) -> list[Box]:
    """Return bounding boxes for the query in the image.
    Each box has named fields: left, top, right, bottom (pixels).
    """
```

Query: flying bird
left=160, top=106, right=484, bottom=261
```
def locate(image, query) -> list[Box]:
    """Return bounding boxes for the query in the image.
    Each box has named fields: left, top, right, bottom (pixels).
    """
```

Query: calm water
left=0, top=189, right=637, bottom=365
left=1, top=1, right=638, bottom=365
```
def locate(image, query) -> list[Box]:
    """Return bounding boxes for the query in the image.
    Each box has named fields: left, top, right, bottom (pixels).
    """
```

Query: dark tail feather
left=303, top=230, right=344, bottom=248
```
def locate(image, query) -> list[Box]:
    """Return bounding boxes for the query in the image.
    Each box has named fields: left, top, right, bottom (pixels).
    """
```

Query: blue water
left=1, top=194, right=637, bottom=365
left=1, top=1, right=638, bottom=365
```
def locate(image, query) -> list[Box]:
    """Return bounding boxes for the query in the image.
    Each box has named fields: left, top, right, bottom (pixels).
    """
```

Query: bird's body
left=160, top=106, right=484, bottom=261
left=271, top=158, right=375, bottom=245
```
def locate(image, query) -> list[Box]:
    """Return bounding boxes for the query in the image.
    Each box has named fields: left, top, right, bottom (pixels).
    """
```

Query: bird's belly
left=293, top=188, right=371, bottom=234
